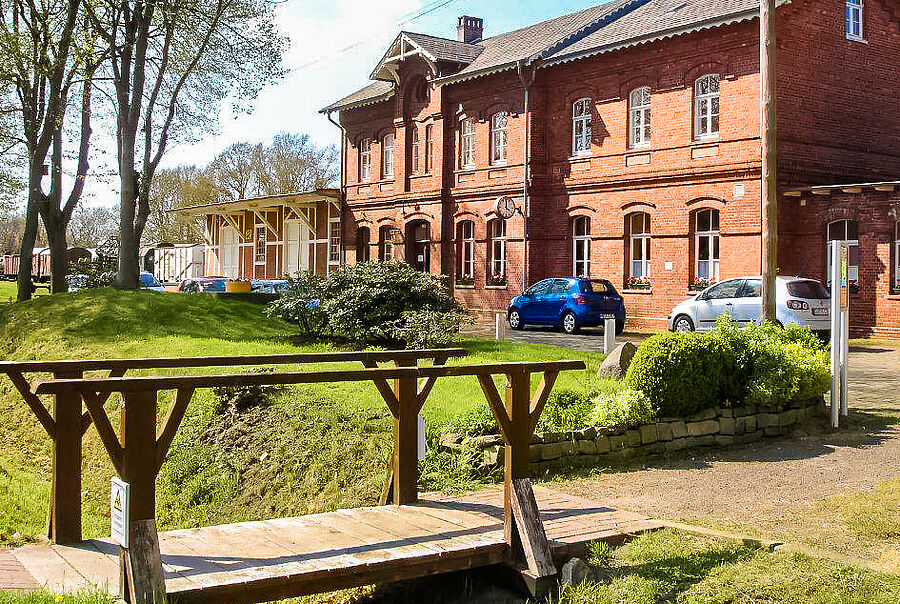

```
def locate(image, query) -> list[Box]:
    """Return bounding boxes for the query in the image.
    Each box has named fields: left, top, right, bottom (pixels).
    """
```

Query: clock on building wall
left=496, top=196, right=516, bottom=219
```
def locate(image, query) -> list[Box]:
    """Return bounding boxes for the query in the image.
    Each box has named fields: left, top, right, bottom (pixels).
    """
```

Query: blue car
left=507, top=277, right=626, bottom=335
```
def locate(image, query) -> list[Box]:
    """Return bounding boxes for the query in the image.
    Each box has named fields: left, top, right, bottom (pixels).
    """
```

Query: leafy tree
left=144, top=165, right=215, bottom=244
left=206, top=141, right=263, bottom=201
left=68, top=205, right=119, bottom=248
left=83, top=0, right=287, bottom=289
left=0, top=0, right=97, bottom=298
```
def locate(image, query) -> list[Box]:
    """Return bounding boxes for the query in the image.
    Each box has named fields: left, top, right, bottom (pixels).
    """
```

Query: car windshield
left=580, top=280, right=613, bottom=294
left=140, top=274, right=160, bottom=287
left=788, top=280, right=829, bottom=299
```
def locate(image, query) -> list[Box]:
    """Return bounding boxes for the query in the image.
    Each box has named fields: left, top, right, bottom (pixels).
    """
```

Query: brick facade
left=334, top=0, right=900, bottom=336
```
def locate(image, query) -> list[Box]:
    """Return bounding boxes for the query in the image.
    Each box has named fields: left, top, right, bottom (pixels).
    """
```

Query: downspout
left=326, top=110, right=347, bottom=270
left=517, top=59, right=538, bottom=293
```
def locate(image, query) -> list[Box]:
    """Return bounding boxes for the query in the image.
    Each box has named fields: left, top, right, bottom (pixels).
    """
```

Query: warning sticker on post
left=840, top=245, right=849, bottom=311
left=110, top=477, right=130, bottom=548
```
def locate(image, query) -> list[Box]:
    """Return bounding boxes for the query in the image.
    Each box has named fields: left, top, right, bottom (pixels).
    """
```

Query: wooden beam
left=5, top=370, right=56, bottom=438
left=528, top=371, right=558, bottom=433
left=477, top=375, right=512, bottom=441
left=810, top=188, right=832, bottom=196
left=49, top=370, right=84, bottom=544
left=504, top=371, right=531, bottom=548
left=760, top=0, right=778, bottom=324
left=874, top=184, right=895, bottom=192
left=393, top=358, right=419, bottom=505
left=155, top=387, right=194, bottom=472
left=81, top=391, right=124, bottom=476
left=416, top=354, right=450, bottom=408
left=361, top=360, right=399, bottom=417
left=509, top=478, right=555, bottom=578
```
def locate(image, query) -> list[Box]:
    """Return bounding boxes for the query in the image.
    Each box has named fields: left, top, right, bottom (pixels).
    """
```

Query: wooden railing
left=6, top=353, right=585, bottom=603
left=0, top=349, right=465, bottom=545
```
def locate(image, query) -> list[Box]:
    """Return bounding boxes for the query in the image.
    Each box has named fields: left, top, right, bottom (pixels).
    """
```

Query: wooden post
left=119, top=390, right=165, bottom=604
left=761, top=0, right=778, bottom=322
left=393, top=359, right=419, bottom=505
left=504, top=370, right=531, bottom=546
left=48, top=372, right=83, bottom=544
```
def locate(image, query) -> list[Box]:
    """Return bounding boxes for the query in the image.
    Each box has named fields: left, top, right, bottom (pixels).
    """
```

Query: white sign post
left=495, top=312, right=507, bottom=340
left=110, top=477, right=130, bottom=548
left=603, top=316, right=616, bottom=354
left=829, top=240, right=850, bottom=428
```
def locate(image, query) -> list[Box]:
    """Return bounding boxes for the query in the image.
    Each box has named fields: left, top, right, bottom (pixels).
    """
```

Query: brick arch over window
left=617, top=74, right=655, bottom=100
left=566, top=205, right=599, bottom=215
left=481, top=101, right=517, bottom=121
left=825, top=206, right=859, bottom=223
left=683, top=61, right=728, bottom=87
left=685, top=196, right=726, bottom=207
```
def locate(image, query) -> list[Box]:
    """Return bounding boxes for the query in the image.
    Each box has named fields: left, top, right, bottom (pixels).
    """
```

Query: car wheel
left=508, top=309, right=524, bottom=330
left=673, top=315, right=695, bottom=332
left=561, top=311, right=578, bottom=334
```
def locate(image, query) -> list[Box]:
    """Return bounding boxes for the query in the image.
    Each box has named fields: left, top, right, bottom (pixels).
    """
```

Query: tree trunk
left=16, top=167, right=44, bottom=302
left=44, top=214, right=69, bottom=294
left=118, top=169, right=140, bottom=289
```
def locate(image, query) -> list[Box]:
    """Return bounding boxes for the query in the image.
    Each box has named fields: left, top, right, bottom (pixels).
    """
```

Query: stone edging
left=442, top=399, right=826, bottom=474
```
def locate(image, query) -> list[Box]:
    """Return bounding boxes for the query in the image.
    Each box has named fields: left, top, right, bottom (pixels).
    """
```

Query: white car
left=667, top=276, right=831, bottom=337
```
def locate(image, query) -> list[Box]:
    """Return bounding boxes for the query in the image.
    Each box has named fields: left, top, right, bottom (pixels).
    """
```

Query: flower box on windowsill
left=625, top=279, right=651, bottom=290
left=891, top=287, right=900, bottom=296
left=689, top=280, right=712, bottom=292
left=456, top=277, right=474, bottom=287
left=486, top=277, right=507, bottom=288
left=623, top=288, right=653, bottom=295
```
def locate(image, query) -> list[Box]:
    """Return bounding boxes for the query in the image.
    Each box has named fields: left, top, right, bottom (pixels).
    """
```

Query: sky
left=161, top=0, right=613, bottom=169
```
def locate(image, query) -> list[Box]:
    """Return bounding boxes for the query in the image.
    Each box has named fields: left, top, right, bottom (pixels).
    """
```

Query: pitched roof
left=322, top=0, right=785, bottom=112
left=320, top=80, right=394, bottom=113
left=403, top=32, right=483, bottom=64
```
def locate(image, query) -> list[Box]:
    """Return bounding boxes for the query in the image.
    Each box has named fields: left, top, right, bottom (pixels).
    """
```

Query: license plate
left=812, top=307, right=829, bottom=316
left=600, top=313, right=616, bottom=319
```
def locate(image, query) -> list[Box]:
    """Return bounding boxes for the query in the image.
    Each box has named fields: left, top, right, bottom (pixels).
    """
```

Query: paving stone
left=640, top=424, right=658, bottom=445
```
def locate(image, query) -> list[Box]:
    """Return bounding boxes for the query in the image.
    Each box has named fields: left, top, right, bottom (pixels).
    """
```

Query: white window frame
left=411, top=126, right=419, bottom=174
left=629, top=87, right=651, bottom=149
left=826, top=219, right=859, bottom=285
left=254, top=225, right=267, bottom=266
left=328, top=218, right=341, bottom=265
left=846, top=0, right=864, bottom=41
left=458, top=221, right=475, bottom=280
left=572, top=98, right=592, bottom=156
left=572, top=217, right=590, bottom=278
left=490, top=112, right=508, bottom=165
left=382, top=133, right=394, bottom=179
left=694, top=74, right=720, bottom=140
left=359, top=138, right=371, bottom=182
left=379, top=226, right=394, bottom=262
left=424, top=124, right=434, bottom=173
left=893, top=221, right=900, bottom=291
left=695, top=208, right=720, bottom=282
left=629, top=213, right=651, bottom=279
left=488, top=219, right=507, bottom=281
left=460, top=118, right=476, bottom=169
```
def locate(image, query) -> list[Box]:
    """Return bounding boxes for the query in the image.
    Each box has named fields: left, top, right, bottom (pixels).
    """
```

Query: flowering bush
left=626, top=276, right=651, bottom=289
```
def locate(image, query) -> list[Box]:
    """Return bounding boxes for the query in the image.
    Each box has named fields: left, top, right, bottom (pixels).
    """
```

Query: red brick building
left=321, top=0, right=900, bottom=337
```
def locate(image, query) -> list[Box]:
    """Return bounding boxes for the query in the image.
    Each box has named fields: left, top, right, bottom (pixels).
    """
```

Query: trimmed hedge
left=625, top=317, right=830, bottom=417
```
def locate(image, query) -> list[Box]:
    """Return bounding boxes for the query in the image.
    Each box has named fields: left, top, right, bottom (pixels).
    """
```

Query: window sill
left=846, top=35, right=868, bottom=44
left=887, top=294, right=900, bottom=301
left=485, top=284, right=508, bottom=290
left=622, top=288, right=653, bottom=295
left=455, top=284, right=476, bottom=290
left=692, top=136, right=720, bottom=144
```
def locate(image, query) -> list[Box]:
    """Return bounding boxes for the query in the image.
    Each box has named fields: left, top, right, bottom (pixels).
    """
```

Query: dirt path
left=553, top=345, right=900, bottom=567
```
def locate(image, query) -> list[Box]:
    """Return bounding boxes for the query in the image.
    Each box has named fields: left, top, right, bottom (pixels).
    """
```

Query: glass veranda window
left=629, top=87, right=651, bottom=148
left=695, top=208, right=720, bottom=282
left=572, top=99, right=592, bottom=155
left=694, top=74, right=720, bottom=139
left=572, top=217, right=590, bottom=277
left=629, top=213, right=651, bottom=279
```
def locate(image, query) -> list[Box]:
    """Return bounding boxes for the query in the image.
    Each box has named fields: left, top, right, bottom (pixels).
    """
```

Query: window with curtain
left=457, top=220, right=475, bottom=281
left=359, top=138, right=371, bottom=182
left=460, top=118, right=476, bottom=168
left=491, top=112, right=508, bottom=165
left=425, top=124, right=434, bottom=173
left=695, top=208, right=720, bottom=282
left=826, top=219, right=860, bottom=286
left=572, top=98, right=592, bottom=155
left=629, top=87, right=651, bottom=148
left=572, top=217, right=590, bottom=277
left=487, top=219, right=507, bottom=283
left=629, top=212, right=651, bottom=279
left=694, top=74, right=720, bottom=140
left=382, top=133, right=394, bottom=178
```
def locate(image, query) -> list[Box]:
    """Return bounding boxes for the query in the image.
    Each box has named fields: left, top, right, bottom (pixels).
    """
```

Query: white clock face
left=497, top=197, right=516, bottom=218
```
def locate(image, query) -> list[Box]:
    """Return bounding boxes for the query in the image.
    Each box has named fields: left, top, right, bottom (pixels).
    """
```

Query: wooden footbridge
left=1, top=350, right=662, bottom=603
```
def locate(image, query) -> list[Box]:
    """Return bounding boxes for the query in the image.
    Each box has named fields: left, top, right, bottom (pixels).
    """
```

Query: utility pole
left=760, top=0, right=778, bottom=322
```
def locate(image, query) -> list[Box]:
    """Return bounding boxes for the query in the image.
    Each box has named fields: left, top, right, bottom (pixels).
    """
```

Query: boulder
left=597, top=342, right=638, bottom=379
left=560, top=557, right=595, bottom=587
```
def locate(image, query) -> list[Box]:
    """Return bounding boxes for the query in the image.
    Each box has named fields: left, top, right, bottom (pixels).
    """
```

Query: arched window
left=457, top=220, right=475, bottom=282
left=382, top=133, right=394, bottom=178
left=406, top=220, right=430, bottom=272
left=694, top=208, right=720, bottom=282
left=359, top=138, right=371, bottom=182
left=572, top=217, right=590, bottom=277
left=378, top=225, right=394, bottom=262
left=487, top=218, right=507, bottom=284
left=628, top=213, right=651, bottom=280
left=846, top=0, right=863, bottom=40
left=572, top=98, right=592, bottom=155
left=356, top=226, right=370, bottom=263
left=425, top=124, right=434, bottom=173
left=893, top=222, right=900, bottom=293
left=694, top=74, right=720, bottom=140
left=411, top=126, right=419, bottom=174
left=629, top=87, right=651, bottom=148
left=490, top=112, right=508, bottom=165
left=827, top=219, right=859, bottom=286
left=460, top=118, right=476, bottom=168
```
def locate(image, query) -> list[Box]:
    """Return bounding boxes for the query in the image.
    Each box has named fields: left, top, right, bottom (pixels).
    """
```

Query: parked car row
left=506, top=274, right=832, bottom=338
left=67, top=273, right=289, bottom=296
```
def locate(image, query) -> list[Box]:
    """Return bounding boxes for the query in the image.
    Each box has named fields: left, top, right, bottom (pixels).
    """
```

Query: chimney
left=457, top=16, right=483, bottom=44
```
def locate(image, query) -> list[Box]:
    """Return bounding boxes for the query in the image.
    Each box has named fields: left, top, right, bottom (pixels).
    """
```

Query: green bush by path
left=625, top=317, right=830, bottom=417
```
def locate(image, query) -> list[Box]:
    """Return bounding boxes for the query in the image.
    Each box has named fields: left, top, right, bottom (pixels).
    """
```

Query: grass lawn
left=0, top=288, right=605, bottom=545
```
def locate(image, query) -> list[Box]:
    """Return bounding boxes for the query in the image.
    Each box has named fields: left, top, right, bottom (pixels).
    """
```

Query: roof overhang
left=370, top=32, right=439, bottom=83
left=176, top=189, right=341, bottom=216
left=783, top=181, right=900, bottom=197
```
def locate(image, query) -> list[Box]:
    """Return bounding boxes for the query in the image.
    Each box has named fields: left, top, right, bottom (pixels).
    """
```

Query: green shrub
left=626, top=317, right=830, bottom=416
left=266, top=271, right=329, bottom=337
left=536, top=388, right=595, bottom=432
left=587, top=388, right=655, bottom=429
